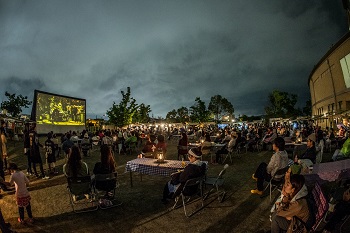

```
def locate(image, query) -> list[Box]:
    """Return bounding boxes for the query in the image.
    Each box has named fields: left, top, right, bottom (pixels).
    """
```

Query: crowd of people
left=0, top=120, right=350, bottom=232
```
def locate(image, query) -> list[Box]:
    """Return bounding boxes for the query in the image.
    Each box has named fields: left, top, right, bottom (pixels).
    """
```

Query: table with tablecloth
left=125, top=158, right=208, bottom=187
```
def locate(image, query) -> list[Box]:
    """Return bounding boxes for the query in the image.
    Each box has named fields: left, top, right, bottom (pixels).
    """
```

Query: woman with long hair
left=63, top=145, right=89, bottom=177
left=271, top=173, right=309, bottom=233
left=93, top=144, right=116, bottom=174
left=93, top=144, right=117, bottom=194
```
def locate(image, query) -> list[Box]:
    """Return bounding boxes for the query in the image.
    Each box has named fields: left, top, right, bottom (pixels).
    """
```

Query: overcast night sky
left=0, top=0, right=348, bottom=119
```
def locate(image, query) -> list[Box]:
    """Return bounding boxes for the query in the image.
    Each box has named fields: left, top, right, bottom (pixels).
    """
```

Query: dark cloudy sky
left=0, top=0, right=348, bottom=119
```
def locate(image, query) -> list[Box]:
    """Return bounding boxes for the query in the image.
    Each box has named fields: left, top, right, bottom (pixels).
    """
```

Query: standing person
left=0, top=120, right=8, bottom=171
left=8, top=163, right=34, bottom=224
left=177, top=133, right=188, bottom=160
left=23, top=123, right=33, bottom=175
left=44, top=133, right=57, bottom=175
left=251, top=137, right=289, bottom=195
left=29, top=124, right=49, bottom=179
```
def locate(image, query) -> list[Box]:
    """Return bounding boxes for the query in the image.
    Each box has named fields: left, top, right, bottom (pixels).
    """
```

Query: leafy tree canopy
left=208, top=95, right=234, bottom=122
left=1, top=92, right=32, bottom=117
left=106, top=87, right=139, bottom=127
left=189, top=97, right=210, bottom=123
left=264, top=90, right=300, bottom=118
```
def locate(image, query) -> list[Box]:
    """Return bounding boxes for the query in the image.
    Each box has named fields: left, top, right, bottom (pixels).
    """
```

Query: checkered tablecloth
left=125, top=158, right=190, bottom=176
left=126, top=158, right=209, bottom=177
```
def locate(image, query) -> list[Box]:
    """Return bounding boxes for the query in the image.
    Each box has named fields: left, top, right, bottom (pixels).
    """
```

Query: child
left=8, top=163, right=34, bottom=224
left=44, top=133, right=57, bottom=175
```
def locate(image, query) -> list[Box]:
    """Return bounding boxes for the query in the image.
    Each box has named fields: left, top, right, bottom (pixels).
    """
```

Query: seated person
left=63, top=146, right=89, bottom=177
left=215, top=133, right=236, bottom=164
left=251, top=137, right=289, bottom=195
left=161, top=148, right=206, bottom=204
left=93, top=145, right=117, bottom=196
left=270, top=173, right=309, bottom=233
left=63, top=146, right=90, bottom=201
left=332, top=137, right=350, bottom=161
left=142, top=134, right=157, bottom=152
left=295, top=133, right=317, bottom=164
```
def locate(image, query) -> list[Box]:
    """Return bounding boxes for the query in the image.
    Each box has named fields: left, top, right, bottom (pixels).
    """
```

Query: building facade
left=309, top=31, right=350, bottom=129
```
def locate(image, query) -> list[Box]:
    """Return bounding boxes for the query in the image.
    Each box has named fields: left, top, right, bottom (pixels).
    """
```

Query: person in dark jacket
left=161, top=147, right=206, bottom=204
left=29, top=124, right=48, bottom=179
left=295, top=133, right=317, bottom=164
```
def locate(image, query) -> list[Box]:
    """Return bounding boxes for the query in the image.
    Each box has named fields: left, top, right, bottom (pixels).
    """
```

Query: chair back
left=67, top=176, right=92, bottom=196
left=311, top=182, right=329, bottom=231
left=272, top=166, right=290, bottom=181
left=218, top=164, right=229, bottom=179
left=94, top=173, right=117, bottom=192
left=182, top=176, right=203, bottom=196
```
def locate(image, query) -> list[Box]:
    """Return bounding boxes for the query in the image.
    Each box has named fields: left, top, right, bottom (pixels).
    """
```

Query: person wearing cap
left=295, top=133, right=317, bottom=164
left=161, top=147, right=206, bottom=204
left=81, top=133, right=91, bottom=157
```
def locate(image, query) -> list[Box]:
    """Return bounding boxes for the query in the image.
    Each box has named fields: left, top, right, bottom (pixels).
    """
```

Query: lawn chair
left=204, top=164, right=229, bottom=202
left=172, top=176, right=205, bottom=217
left=261, top=166, right=290, bottom=202
left=66, top=176, right=98, bottom=213
left=93, top=173, right=122, bottom=209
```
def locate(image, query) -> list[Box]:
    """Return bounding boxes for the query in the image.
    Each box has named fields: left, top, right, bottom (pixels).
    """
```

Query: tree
left=189, top=97, right=210, bottom=123
left=133, top=103, right=151, bottom=123
left=166, top=109, right=177, bottom=123
left=208, top=95, right=234, bottom=122
left=1, top=92, right=32, bottom=117
left=177, top=106, right=189, bottom=123
left=106, top=87, right=138, bottom=127
left=264, top=90, right=298, bottom=118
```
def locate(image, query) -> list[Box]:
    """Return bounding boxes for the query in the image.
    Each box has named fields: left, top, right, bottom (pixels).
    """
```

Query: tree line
left=0, top=88, right=311, bottom=127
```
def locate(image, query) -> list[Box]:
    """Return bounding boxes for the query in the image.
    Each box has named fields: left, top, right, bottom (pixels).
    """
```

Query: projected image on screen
left=35, top=92, right=86, bottom=126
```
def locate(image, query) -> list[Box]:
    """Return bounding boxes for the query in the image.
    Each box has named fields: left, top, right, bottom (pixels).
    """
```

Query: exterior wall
left=309, top=32, right=350, bottom=129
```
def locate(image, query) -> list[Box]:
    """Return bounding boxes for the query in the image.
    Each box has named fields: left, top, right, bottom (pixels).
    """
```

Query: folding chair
left=172, top=176, right=204, bottom=217
left=261, top=166, right=290, bottom=202
left=66, top=176, right=98, bottom=213
left=94, top=173, right=122, bottom=209
left=309, top=182, right=329, bottom=232
left=204, top=164, right=229, bottom=202
left=316, top=140, right=324, bottom=164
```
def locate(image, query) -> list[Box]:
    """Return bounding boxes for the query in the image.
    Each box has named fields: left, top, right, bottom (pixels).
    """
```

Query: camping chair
left=66, top=176, right=98, bottom=213
left=172, top=176, right=205, bottom=217
left=261, top=166, right=290, bottom=202
left=93, top=173, right=122, bottom=209
left=204, top=164, right=229, bottom=202
left=309, top=182, right=329, bottom=232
